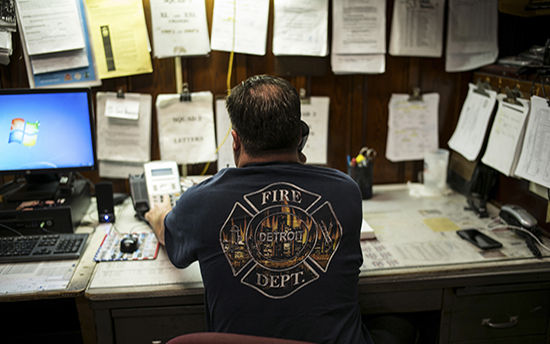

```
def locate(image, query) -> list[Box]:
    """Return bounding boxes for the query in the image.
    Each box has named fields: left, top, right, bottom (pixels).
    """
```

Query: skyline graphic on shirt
left=219, top=182, right=343, bottom=299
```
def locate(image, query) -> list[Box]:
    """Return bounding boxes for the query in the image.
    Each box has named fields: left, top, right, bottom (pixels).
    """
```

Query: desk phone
left=143, top=161, right=182, bottom=208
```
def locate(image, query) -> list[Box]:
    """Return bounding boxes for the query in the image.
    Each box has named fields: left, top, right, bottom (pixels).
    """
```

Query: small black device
left=129, top=173, right=150, bottom=217
left=457, top=229, right=503, bottom=250
left=120, top=234, right=139, bottom=253
left=96, top=181, right=115, bottom=223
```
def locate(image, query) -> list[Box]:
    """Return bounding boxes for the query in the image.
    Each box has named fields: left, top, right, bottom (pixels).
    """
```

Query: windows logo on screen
left=9, top=118, right=40, bottom=147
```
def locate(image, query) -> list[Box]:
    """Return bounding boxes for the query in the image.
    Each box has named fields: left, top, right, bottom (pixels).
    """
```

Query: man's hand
left=144, top=195, right=173, bottom=246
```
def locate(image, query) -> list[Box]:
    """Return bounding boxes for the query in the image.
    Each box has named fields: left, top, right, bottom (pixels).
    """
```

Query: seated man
left=145, top=75, right=373, bottom=344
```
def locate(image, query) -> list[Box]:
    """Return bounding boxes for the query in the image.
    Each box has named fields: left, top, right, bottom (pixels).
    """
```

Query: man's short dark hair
left=226, top=75, right=302, bottom=156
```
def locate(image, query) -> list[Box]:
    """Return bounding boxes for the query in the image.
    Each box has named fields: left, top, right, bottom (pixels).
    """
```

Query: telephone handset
left=143, top=161, right=182, bottom=208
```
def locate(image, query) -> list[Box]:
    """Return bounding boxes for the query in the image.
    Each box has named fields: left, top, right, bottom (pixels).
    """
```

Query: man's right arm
left=144, top=195, right=172, bottom=246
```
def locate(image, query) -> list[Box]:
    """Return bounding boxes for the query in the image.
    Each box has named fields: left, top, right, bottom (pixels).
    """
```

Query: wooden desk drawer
left=449, top=289, right=549, bottom=342
left=112, top=305, right=207, bottom=344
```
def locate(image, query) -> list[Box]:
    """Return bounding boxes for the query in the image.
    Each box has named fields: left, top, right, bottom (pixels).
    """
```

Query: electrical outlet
left=529, top=182, right=549, bottom=200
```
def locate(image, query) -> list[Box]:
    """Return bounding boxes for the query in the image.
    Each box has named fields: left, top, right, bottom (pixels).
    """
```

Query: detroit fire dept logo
left=219, top=182, right=342, bottom=298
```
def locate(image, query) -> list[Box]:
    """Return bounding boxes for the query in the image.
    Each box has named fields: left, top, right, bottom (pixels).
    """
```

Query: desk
left=83, top=184, right=550, bottom=344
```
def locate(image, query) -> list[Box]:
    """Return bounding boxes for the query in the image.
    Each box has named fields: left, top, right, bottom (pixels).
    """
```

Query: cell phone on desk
left=457, top=229, right=503, bottom=250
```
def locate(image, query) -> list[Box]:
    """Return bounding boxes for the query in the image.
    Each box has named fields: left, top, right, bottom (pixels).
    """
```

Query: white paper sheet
left=445, top=0, right=498, bottom=72
left=96, top=92, right=152, bottom=164
left=210, top=0, right=269, bottom=56
left=156, top=92, right=217, bottom=164
left=389, top=0, right=444, bottom=57
left=150, top=0, right=210, bottom=58
left=448, top=83, right=497, bottom=161
left=481, top=95, right=530, bottom=177
left=272, top=0, right=328, bottom=57
left=332, top=0, right=386, bottom=55
left=16, top=0, right=85, bottom=55
left=215, top=98, right=236, bottom=171
left=98, top=160, right=145, bottom=179
left=514, top=96, right=550, bottom=189
left=385, top=93, right=440, bottom=162
left=0, top=261, right=78, bottom=293
left=331, top=53, right=385, bottom=75
left=300, top=97, right=330, bottom=165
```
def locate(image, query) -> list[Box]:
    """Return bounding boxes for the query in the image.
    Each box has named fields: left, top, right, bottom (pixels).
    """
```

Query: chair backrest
left=166, top=332, right=315, bottom=344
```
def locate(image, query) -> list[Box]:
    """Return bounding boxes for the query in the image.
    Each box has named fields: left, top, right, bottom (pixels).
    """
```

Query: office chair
left=166, top=332, right=315, bottom=344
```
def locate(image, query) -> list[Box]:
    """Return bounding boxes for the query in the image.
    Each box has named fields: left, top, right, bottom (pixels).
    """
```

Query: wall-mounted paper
left=150, top=0, right=210, bottom=58
left=156, top=92, right=217, bottom=164
left=386, top=93, right=440, bottom=162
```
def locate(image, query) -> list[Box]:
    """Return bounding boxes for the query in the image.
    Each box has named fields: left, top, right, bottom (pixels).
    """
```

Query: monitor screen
left=0, top=88, right=97, bottom=176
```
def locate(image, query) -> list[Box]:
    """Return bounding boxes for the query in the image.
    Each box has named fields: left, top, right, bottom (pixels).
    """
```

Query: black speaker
left=96, top=181, right=115, bottom=223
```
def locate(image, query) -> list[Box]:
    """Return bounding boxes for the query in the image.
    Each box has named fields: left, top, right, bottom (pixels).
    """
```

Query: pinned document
left=389, top=0, right=444, bottom=57
left=386, top=91, right=440, bottom=162
left=85, top=0, right=152, bottom=79
left=481, top=93, right=530, bottom=177
left=448, top=83, right=497, bottom=161
left=150, top=0, right=211, bottom=58
left=330, top=0, right=386, bottom=74
left=273, top=0, right=329, bottom=57
left=445, top=0, right=498, bottom=72
left=300, top=96, right=330, bottom=165
left=96, top=91, right=152, bottom=178
left=156, top=91, right=217, bottom=165
left=210, top=0, right=269, bottom=56
left=514, top=96, right=550, bottom=189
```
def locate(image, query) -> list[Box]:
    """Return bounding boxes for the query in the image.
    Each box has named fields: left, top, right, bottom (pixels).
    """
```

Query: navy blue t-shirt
left=164, top=162, right=372, bottom=344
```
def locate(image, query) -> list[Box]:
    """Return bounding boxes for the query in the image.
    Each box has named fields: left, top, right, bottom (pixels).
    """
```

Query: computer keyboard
left=0, top=233, right=89, bottom=264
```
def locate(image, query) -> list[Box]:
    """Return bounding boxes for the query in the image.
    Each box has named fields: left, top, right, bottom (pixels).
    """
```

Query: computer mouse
left=120, top=235, right=139, bottom=253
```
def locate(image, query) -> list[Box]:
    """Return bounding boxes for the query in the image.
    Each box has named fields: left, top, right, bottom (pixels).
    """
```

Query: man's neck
left=237, top=152, right=301, bottom=167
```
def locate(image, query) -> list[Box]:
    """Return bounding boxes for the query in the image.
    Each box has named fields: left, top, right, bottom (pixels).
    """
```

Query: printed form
left=300, top=97, right=330, bottom=165
left=389, top=0, right=445, bottom=57
left=149, top=0, right=210, bottom=58
left=448, top=83, right=497, bottom=161
left=210, top=0, right=269, bottom=56
left=331, top=0, right=386, bottom=74
left=481, top=95, right=530, bottom=177
left=445, top=0, right=498, bottom=72
left=96, top=92, right=152, bottom=178
left=273, top=0, right=329, bottom=56
left=514, top=96, right=550, bottom=189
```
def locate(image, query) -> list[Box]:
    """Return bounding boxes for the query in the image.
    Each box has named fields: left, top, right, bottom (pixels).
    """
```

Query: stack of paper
left=0, top=0, right=15, bottom=65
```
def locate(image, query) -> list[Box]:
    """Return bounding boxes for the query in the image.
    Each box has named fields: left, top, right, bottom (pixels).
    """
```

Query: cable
left=0, top=223, right=24, bottom=237
left=486, top=222, right=550, bottom=254
left=199, top=1, right=236, bottom=176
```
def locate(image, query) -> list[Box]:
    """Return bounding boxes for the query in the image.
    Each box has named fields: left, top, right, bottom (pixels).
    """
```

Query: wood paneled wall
left=1, top=1, right=547, bottom=230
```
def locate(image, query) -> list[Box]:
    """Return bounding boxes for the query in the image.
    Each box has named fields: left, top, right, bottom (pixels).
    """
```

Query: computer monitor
left=0, top=87, right=97, bottom=200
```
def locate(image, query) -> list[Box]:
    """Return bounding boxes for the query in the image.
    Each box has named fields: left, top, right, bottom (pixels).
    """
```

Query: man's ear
left=231, top=129, right=240, bottom=152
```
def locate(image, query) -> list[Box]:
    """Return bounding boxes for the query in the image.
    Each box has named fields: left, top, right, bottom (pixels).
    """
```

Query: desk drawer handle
left=482, top=316, right=518, bottom=329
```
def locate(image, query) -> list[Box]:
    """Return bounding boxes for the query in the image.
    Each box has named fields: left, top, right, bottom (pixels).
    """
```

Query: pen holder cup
left=348, top=163, right=373, bottom=200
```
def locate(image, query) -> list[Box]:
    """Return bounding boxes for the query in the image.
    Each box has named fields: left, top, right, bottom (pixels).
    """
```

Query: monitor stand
left=5, top=174, right=60, bottom=202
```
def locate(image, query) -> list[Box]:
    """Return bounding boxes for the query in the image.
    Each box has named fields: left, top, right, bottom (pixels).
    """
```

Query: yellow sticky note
left=423, top=217, right=460, bottom=232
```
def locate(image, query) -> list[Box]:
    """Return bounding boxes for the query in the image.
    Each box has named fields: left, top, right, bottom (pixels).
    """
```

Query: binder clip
left=299, top=88, right=310, bottom=104
left=474, top=79, right=491, bottom=97
left=117, top=88, right=125, bottom=99
left=408, top=87, right=423, bottom=102
left=503, top=86, right=523, bottom=106
left=180, top=82, right=191, bottom=102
